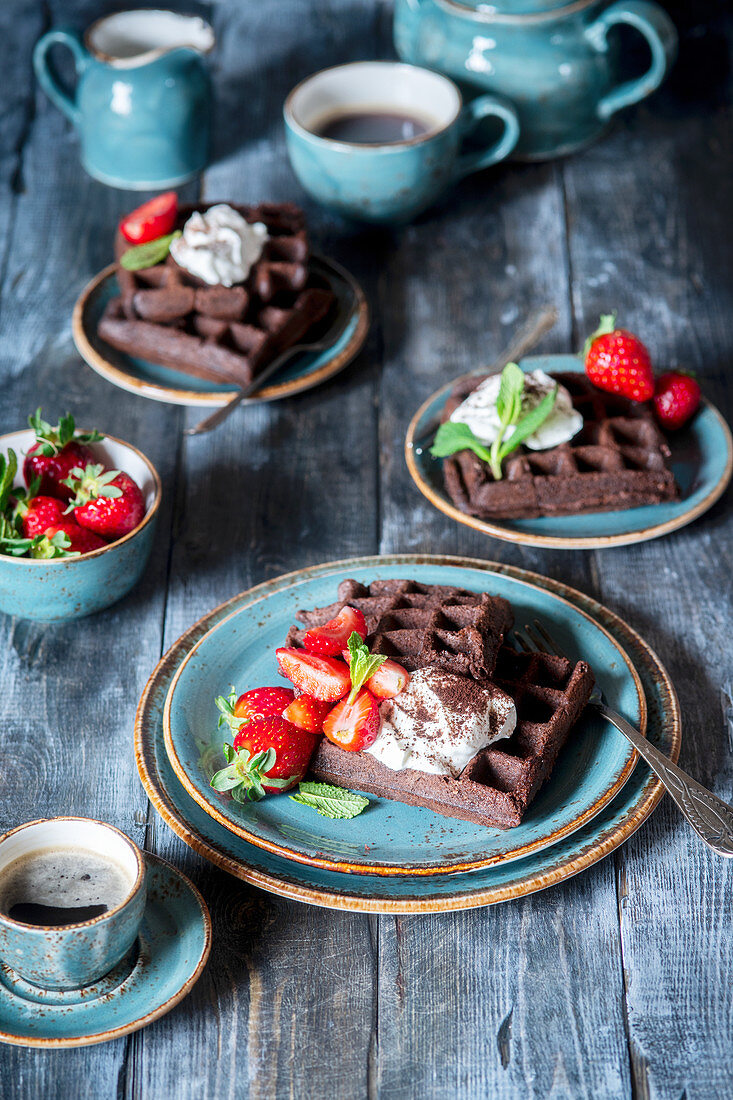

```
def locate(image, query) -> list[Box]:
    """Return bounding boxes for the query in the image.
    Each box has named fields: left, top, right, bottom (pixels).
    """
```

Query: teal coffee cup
left=33, top=9, right=214, bottom=189
left=284, top=62, right=520, bottom=223
left=0, top=818, right=147, bottom=991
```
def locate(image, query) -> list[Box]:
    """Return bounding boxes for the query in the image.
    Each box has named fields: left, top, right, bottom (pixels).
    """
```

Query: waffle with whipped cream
left=98, top=203, right=335, bottom=387
left=441, top=371, right=679, bottom=520
left=288, top=579, right=594, bottom=828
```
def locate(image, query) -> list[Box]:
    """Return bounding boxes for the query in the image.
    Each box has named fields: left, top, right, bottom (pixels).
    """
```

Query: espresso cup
left=0, top=818, right=147, bottom=991
left=284, top=62, right=520, bottom=223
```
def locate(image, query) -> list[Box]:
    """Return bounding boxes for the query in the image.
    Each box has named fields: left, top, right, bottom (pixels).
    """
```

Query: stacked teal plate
left=135, top=556, right=681, bottom=913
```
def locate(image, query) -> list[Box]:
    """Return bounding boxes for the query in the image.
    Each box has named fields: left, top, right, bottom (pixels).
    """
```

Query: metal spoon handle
left=595, top=701, right=733, bottom=857
left=479, top=304, right=559, bottom=376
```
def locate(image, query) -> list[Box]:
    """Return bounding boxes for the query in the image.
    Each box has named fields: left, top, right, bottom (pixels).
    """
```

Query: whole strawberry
left=216, top=685, right=295, bottom=733
left=63, top=465, right=145, bottom=539
left=23, top=410, right=103, bottom=501
left=210, top=716, right=318, bottom=800
left=653, top=371, right=701, bottom=430
left=36, top=521, right=107, bottom=556
left=584, top=314, right=654, bottom=402
left=13, top=494, right=66, bottom=540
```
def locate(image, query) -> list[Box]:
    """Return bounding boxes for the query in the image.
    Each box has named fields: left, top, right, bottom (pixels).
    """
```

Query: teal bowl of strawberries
left=0, top=411, right=161, bottom=622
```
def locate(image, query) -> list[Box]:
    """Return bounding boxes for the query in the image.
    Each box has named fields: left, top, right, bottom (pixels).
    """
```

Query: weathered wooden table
left=1, top=0, right=731, bottom=1096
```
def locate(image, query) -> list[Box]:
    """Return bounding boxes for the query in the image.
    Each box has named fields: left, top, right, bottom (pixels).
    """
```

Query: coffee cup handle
left=587, top=0, right=678, bottom=120
left=452, top=95, right=520, bottom=180
left=33, top=28, right=90, bottom=128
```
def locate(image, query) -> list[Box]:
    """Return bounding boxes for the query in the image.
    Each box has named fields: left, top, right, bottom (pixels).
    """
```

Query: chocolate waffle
left=97, top=202, right=335, bottom=387
left=441, top=371, right=679, bottom=520
left=286, top=578, right=514, bottom=681
left=310, top=647, right=594, bottom=828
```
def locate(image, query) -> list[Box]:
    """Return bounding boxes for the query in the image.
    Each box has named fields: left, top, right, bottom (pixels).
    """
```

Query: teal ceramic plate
left=162, top=559, right=643, bottom=876
left=136, top=556, right=681, bottom=912
left=406, top=355, right=733, bottom=549
left=73, top=255, right=369, bottom=407
left=0, top=853, right=211, bottom=1048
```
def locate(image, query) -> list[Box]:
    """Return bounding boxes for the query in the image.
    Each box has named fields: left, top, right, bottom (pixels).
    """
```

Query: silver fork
left=515, top=620, right=733, bottom=858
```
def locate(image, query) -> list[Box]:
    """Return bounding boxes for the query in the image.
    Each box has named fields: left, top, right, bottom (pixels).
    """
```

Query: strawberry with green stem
left=63, top=465, right=145, bottom=539
left=210, top=715, right=317, bottom=801
left=23, top=410, right=103, bottom=501
left=583, top=314, right=655, bottom=402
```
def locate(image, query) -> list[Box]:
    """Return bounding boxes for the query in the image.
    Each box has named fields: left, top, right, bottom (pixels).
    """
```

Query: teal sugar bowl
left=33, top=10, right=214, bottom=189
left=394, top=0, right=678, bottom=159
left=0, top=430, right=161, bottom=623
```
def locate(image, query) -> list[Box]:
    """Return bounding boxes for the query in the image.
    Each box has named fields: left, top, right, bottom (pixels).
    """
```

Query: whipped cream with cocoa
left=169, top=204, right=268, bottom=286
left=450, top=368, right=583, bottom=451
left=365, top=668, right=516, bottom=778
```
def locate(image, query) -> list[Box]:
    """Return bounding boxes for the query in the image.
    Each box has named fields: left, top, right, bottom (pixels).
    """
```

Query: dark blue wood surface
left=0, top=1, right=731, bottom=1096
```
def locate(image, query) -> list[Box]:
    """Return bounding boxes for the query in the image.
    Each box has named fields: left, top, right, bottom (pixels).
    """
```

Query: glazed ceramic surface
left=0, top=819, right=145, bottom=992
left=135, top=555, right=681, bottom=913
left=394, top=0, right=677, bottom=159
left=284, top=62, right=519, bottom=222
left=0, top=853, right=211, bottom=1048
left=0, top=430, right=161, bottom=622
left=406, top=354, right=733, bottom=549
left=73, top=256, right=369, bottom=408
left=33, top=10, right=214, bottom=188
left=163, top=561, right=644, bottom=875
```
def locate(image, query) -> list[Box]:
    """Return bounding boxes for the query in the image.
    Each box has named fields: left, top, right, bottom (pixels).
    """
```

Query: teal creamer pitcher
left=33, top=9, right=214, bottom=189
left=394, top=0, right=677, bottom=159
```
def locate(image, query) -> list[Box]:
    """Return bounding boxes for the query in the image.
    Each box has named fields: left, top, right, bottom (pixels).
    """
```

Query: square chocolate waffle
left=286, top=578, right=514, bottom=681
left=97, top=202, right=335, bottom=387
left=309, top=646, right=595, bottom=828
left=441, top=371, right=679, bottom=520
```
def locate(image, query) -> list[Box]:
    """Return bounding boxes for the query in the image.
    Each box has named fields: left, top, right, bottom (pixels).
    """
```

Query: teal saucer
left=163, top=562, right=642, bottom=876
left=0, top=853, right=211, bottom=1048
left=136, top=556, right=681, bottom=913
left=73, top=255, right=369, bottom=407
left=406, top=355, right=733, bottom=549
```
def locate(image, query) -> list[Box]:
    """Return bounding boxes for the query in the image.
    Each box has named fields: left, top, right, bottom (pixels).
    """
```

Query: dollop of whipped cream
left=169, top=204, right=268, bottom=287
left=450, top=368, right=583, bottom=451
left=365, top=667, right=516, bottom=778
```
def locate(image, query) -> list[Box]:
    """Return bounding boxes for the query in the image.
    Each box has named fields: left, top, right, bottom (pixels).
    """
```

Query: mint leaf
left=500, top=385, right=557, bottom=455
left=496, top=361, right=524, bottom=425
left=289, top=781, right=369, bottom=820
left=347, top=632, right=386, bottom=704
left=120, top=231, right=181, bottom=271
left=430, top=421, right=491, bottom=464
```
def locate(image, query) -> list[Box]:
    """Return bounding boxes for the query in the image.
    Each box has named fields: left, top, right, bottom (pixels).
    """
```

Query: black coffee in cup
left=0, top=847, right=132, bottom=926
left=313, top=110, right=431, bottom=144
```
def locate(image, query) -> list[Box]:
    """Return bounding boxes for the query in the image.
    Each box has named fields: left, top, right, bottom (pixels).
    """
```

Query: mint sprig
left=120, top=231, right=181, bottom=272
left=346, top=632, right=386, bottom=704
left=289, top=781, right=369, bottom=820
left=430, top=362, right=557, bottom=480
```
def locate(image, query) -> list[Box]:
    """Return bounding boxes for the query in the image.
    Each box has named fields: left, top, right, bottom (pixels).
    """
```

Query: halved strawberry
left=283, top=693, right=331, bottom=733
left=275, top=648, right=351, bottom=702
left=323, top=689, right=381, bottom=752
left=120, top=191, right=178, bottom=245
left=366, top=659, right=410, bottom=700
left=303, top=605, right=367, bottom=657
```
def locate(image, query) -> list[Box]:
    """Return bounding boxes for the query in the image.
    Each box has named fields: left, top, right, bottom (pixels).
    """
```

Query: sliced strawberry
left=120, top=192, right=178, bottom=245
left=275, top=648, right=351, bottom=702
left=303, top=605, right=367, bottom=656
left=366, top=659, right=410, bottom=700
left=283, top=693, right=331, bottom=733
left=323, top=689, right=381, bottom=752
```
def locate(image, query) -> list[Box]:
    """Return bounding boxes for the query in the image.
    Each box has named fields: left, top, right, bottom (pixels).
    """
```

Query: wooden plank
left=137, top=3, right=381, bottom=1098
left=561, top=3, right=733, bottom=1096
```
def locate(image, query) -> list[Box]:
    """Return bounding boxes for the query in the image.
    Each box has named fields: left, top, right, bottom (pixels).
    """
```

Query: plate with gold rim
left=135, top=555, right=680, bottom=913
left=72, top=255, right=369, bottom=407
left=405, top=355, right=732, bottom=550
left=161, top=558, right=643, bottom=876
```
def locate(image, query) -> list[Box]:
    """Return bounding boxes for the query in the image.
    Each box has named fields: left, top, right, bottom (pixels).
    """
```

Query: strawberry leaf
left=289, top=782, right=369, bottom=820
left=209, top=744, right=279, bottom=803
left=583, top=312, right=617, bottom=358
left=346, top=633, right=386, bottom=704
left=0, top=449, right=18, bottom=514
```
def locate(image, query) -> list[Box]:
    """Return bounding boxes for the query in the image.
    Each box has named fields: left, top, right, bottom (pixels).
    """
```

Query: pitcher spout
left=85, top=9, right=215, bottom=69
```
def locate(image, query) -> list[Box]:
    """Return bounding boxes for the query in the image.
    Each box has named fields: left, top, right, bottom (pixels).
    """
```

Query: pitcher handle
left=452, top=94, right=520, bottom=180
left=586, top=0, right=678, bottom=121
left=33, top=28, right=89, bottom=127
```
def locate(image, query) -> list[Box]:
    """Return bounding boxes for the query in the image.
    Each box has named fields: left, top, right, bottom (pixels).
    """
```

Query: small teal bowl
left=0, top=429, right=161, bottom=622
